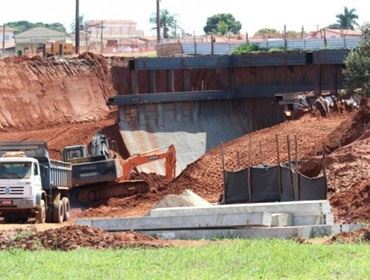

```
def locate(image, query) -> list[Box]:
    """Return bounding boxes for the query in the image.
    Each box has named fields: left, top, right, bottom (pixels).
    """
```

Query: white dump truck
left=0, top=142, right=72, bottom=223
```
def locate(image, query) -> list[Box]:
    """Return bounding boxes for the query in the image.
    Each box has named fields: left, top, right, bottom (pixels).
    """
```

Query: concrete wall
left=119, top=98, right=284, bottom=175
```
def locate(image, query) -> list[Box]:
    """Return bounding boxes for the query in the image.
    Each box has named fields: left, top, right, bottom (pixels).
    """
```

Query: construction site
left=0, top=48, right=368, bottom=248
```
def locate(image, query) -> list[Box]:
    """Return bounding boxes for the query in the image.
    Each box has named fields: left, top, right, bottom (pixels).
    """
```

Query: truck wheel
left=62, top=197, right=70, bottom=221
left=52, top=201, right=64, bottom=223
left=36, top=199, right=46, bottom=224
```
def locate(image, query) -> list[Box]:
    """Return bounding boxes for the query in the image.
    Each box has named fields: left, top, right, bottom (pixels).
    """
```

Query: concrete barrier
left=76, top=212, right=273, bottom=231
left=141, top=224, right=363, bottom=240
left=150, top=200, right=332, bottom=218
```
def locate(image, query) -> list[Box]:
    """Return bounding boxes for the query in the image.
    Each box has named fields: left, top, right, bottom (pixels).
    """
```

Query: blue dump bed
left=0, top=142, right=72, bottom=190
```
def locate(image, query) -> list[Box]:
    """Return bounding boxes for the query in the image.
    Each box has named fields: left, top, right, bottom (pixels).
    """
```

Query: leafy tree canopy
left=204, top=13, right=242, bottom=35
left=254, top=28, right=280, bottom=38
left=344, top=24, right=370, bottom=96
left=5, top=21, right=66, bottom=34
left=328, top=7, right=359, bottom=30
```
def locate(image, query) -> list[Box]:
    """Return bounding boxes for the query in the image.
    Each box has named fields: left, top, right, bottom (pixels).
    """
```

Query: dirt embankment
left=76, top=112, right=352, bottom=218
left=0, top=53, right=114, bottom=131
left=0, top=54, right=130, bottom=159
left=301, top=103, right=370, bottom=223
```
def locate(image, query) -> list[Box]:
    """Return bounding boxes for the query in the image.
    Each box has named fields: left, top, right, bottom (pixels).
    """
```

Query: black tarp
left=281, top=165, right=295, bottom=201
left=250, top=165, right=280, bottom=202
left=223, top=162, right=328, bottom=204
left=299, top=173, right=327, bottom=200
left=224, top=169, right=250, bottom=204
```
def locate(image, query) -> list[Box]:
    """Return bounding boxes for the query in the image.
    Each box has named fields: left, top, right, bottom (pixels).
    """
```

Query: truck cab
left=0, top=153, right=43, bottom=223
left=0, top=142, right=72, bottom=224
left=63, top=145, right=89, bottom=162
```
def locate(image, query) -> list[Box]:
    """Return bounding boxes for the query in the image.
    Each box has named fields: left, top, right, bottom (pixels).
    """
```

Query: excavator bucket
left=77, top=180, right=149, bottom=205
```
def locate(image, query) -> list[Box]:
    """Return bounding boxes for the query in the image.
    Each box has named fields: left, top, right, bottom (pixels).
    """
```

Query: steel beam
left=109, top=82, right=343, bottom=106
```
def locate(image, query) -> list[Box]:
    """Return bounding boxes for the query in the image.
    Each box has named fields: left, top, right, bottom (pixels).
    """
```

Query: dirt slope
left=302, top=103, right=370, bottom=223
left=0, top=53, right=114, bottom=131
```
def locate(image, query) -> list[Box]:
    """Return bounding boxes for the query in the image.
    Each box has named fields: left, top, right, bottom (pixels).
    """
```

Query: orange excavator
left=63, top=133, right=176, bottom=205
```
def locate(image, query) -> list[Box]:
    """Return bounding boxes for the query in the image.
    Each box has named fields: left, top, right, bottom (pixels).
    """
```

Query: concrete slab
left=271, top=213, right=293, bottom=227
left=141, top=225, right=359, bottom=240
left=76, top=212, right=273, bottom=232
left=150, top=200, right=332, bottom=218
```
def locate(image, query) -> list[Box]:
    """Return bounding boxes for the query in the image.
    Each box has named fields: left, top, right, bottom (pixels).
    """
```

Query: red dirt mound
left=0, top=225, right=165, bottom=251
left=322, top=101, right=370, bottom=154
left=0, top=54, right=114, bottom=131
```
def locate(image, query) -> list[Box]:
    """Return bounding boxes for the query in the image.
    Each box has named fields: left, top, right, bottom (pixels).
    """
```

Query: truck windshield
left=0, top=162, right=32, bottom=179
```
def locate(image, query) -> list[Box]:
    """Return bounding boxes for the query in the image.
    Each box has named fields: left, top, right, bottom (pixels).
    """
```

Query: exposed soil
left=0, top=119, right=119, bottom=159
left=301, top=103, right=370, bottom=223
left=325, top=228, right=370, bottom=244
left=0, top=53, right=114, bottom=131
left=76, top=112, right=352, bottom=218
left=0, top=225, right=167, bottom=251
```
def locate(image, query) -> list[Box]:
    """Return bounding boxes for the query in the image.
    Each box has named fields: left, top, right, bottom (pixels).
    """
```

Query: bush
left=232, top=44, right=260, bottom=55
left=344, top=24, right=370, bottom=97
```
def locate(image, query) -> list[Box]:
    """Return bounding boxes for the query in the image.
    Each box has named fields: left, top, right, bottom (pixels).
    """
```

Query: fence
left=182, top=37, right=361, bottom=55
left=221, top=135, right=328, bottom=204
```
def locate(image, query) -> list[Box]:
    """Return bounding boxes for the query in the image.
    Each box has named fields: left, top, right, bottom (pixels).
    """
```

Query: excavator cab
left=62, top=145, right=89, bottom=162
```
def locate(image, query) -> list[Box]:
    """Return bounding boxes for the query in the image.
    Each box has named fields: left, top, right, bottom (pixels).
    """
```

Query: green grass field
left=0, top=240, right=369, bottom=280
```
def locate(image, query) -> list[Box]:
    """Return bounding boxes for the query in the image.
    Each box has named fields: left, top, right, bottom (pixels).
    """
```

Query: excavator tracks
left=76, top=180, right=149, bottom=205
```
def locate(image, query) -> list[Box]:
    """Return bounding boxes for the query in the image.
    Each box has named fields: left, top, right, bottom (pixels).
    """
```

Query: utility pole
left=100, top=20, right=104, bottom=54
left=2, top=25, right=5, bottom=55
left=156, top=0, right=160, bottom=43
left=85, top=24, right=89, bottom=52
left=75, top=0, right=80, bottom=54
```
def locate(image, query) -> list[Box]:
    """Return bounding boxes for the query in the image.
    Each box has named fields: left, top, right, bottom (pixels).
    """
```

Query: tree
left=71, top=16, right=85, bottom=32
left=335, top=7, right=359, bottom=30
left=5, top=21, right=66, bottom=34
left=150, top=9, right=177, bottom=39
left=253, top=28, right=280, bottom=39
left=344, top=24, right=370, bottom=96
left=204, top=13, right=242, bottom=35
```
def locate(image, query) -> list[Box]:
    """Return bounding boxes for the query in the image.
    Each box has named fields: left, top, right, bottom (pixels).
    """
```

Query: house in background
left=0, top=26, right=16, bottom=55
left=15, top=27, right=69, bottom=55
left=86, top=19, right=144, bottom=41
left=305, top=28, right=362, bottom=39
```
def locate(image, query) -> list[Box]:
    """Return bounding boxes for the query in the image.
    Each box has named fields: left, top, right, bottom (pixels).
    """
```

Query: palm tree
left=150, top=9, right=177, bottom=39
left=336, top=7, right=359, bottom=30
left=71, top=15, right=85, bottom=32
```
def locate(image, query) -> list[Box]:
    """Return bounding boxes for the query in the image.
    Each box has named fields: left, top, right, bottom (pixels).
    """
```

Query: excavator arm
left=120, top=145, right=176, bottom=181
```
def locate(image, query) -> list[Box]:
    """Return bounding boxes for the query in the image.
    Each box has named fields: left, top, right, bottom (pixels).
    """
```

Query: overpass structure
left=109, top=49, right=350, bottom=175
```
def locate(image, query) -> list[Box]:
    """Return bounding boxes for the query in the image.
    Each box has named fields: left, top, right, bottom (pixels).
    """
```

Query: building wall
left=89, top=22, right=144, bottom=41
left=0, top=31, right=14, bottom=43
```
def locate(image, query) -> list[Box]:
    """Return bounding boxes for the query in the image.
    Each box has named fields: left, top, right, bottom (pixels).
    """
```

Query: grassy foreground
left=0, top=240, right=369, bottom=280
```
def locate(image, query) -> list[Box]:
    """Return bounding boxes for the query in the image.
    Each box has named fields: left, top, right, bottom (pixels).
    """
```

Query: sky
left=0, top=0, right=369, bottom=35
